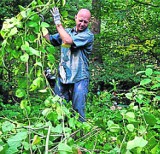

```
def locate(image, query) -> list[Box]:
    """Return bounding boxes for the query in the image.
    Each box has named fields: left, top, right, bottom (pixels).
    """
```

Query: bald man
left=43, top=8, right=94, bottom=122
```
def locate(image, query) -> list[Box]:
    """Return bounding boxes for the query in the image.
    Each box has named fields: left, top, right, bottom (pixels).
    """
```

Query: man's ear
left=75, top=15, right=77, bottom=20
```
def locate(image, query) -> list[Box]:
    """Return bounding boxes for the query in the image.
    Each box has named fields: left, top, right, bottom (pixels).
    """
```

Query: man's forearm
left=56, top=24, right=73, bottom=45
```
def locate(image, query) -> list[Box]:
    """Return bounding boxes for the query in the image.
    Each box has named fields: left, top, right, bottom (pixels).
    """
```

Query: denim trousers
left=54, top=77, right=89, bottom=122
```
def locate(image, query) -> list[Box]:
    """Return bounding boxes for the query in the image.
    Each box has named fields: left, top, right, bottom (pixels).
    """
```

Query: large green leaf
left=145, top=68, right=153, bottom=76
left=127, top=136, right=148, bottom=150
left=28, top=47, right=40, bottom=56
left=40, top=22, right=50, bottom=27
left=7, top=131, right=28, bottom=148
left=140, top=78, right=152, bottom=86
left=15, top=88, right=26, bottom=98
left=2, top=121, right=15, bottom=133
left=58, top=142, right=72, bottom=153
left=127, top=124, right=134, bottom=132
left=144, top=112, right=157, bottom=126
left=20, top=53, right=29, bottom=62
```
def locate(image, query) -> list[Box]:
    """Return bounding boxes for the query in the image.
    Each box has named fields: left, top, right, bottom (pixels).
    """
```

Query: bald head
left=75, top=9, right=91, bottom=32
left=77, top=9, right=91, bottom=20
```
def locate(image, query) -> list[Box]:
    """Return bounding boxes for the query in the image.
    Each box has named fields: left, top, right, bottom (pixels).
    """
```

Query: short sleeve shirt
left=49, top=27, right=94, bottom=84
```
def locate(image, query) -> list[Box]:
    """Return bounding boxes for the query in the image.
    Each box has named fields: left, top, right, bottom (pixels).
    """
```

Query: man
left=43, top=7, right=94, bottom=122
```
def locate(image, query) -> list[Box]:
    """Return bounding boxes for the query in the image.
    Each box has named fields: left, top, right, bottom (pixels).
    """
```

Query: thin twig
left=45, top=125, right=51, bottom=154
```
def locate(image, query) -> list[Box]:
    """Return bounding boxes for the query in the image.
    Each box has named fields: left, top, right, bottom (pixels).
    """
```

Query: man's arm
left=50, top=7, right=73, bottom=45
left=55, top=24, right=73, bottom=45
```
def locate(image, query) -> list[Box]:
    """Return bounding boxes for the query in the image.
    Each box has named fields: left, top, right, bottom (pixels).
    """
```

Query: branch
left=45, top=125, right=51, bottom=154
left=133, top=0, right=160, bottom=7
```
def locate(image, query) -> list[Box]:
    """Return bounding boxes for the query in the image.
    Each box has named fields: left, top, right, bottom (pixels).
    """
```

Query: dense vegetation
left=0, top=0, right=159, bottom=153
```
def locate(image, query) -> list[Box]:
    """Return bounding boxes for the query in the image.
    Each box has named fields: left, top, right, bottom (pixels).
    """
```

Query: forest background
left=0, top=0, right=160, bottom=153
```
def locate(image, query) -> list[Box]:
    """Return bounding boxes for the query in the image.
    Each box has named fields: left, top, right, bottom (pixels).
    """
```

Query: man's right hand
left=50, top=7, right=61, bottom=26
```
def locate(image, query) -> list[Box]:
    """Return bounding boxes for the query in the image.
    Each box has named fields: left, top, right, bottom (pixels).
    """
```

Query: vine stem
left=119, top=133, right=127, bottom=153
left=45, top=125, right=51, bottom=154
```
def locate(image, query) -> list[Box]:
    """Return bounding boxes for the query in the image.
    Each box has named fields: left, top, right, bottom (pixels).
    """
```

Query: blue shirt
left=49, top=27, right=94, bottom=84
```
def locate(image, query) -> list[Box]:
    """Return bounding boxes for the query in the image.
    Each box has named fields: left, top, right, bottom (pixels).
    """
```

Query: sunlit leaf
left=127, top=136, right=148, bottom=150
left=140, top=78, right=151, bottom=86
left=34, top=62, right=42, bottom=67
left=62, top=0, right=66, bottom=6
left=29, top=47, right=40, bottom=56
left=20, top=10, right=27, bottom=18
left=16, top=89, right=26, bottom=98
left=145, top=68, right=153, bottom=76
left=32, top=135, right=41, bottom=145
left=109, top=123, right=120, bottom=132
left=42, top=108, right=52, bottom=116
left=41, top=22, right=50, bottom=27
left=53, top=124, right=63, bottom=133
left=9, top=27, right=18, bottom=36
left=127, top=124, right=134, bottom=132
left=20, top=99, right=28, bottom=109
left=58, top=142, right=72, bottom=153
left=39, top=89, right=47, bottom=93
left=2, top=121, right=15, bottom=133
left=7, top=131, right=28, bottom=147
left=20, top=53, right=29, bottom=62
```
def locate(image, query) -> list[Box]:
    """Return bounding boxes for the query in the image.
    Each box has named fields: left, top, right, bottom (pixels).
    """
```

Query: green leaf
left=127, top=136, right=148, bottom=150
left=58, top=142, right=72, bottom=153
left=28, top=47, right=40, bottom=56
left=39, top=89, right=47, bottom=93
left=151, top=144, right=159, bottom=154
left=140, top=78, right=151, bottom=86
left=20, top=53, right=29, bottom=62
left=47, top=54, right=55, bottom=62
left=7, top=131, right=28, bottom=147
left=20, top=99, right=28, bottom=109
left=28, top=21, right=38, bottom=27
left=109, top=123, right=120, bottom=132
left=145, top=68, right=153, bottom=76
left=107, top=120, right=114, bottom=127
left=21, top=41, right=29, bottom=50
left=62, top=0, right=66, bottom=6
left=127, top=124, right=134, bottom=132
left=69, top=118, right=76, bottom=129
left=125, top=93, right=133, bottom=100
left=2, top=121, right=15, bottom=133
left=154, top=96, right=160, bottom=101
left=41, top=22, right=50, bottom=27
left=138, top=125, right=147, bottom=135
left=6, top=146, right=18, bottom=154
left=125, top=112, right=135, bottom=121
left=37, top=0, right=43, bottom=5
left=53, top=124, right=63, bottom=133
left=34, top=62, right=43, bottom=67
left=32, top=135, right=41, bottom=145
left=144, top=112, right=157, bottom=126
left=15, top=88, right=26, bottom=98
left=9, top=27, right=18, bottom=36
left=20, top=10, right=27, bottom=18
left=42, top=108, right=52, bottom=116
left=22, top=141, right=30, bottom=150
left=151, top=83, right=160, bottom=90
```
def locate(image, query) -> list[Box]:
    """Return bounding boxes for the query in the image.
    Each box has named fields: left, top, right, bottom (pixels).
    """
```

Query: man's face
left=75, top=11, right=90, bottom=32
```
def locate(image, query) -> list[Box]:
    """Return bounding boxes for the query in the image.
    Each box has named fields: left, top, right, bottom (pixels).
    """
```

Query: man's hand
left=50, top=7, right=61, bottom=25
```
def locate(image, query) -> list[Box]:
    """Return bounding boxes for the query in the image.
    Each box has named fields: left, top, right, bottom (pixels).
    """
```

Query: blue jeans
left=54, top=77, right=89, bottom=122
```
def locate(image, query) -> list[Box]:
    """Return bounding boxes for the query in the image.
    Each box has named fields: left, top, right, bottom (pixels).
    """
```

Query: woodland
left=0, top=0, right=160, bottom=153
